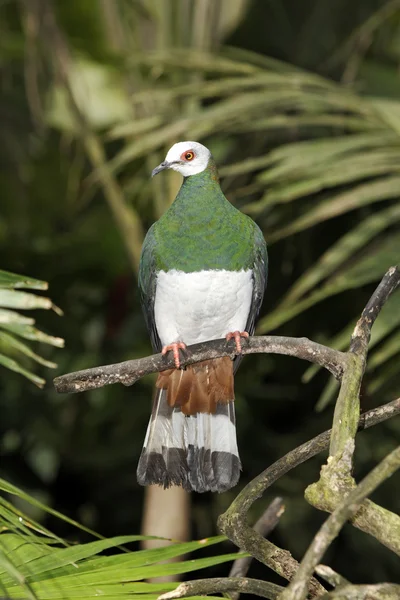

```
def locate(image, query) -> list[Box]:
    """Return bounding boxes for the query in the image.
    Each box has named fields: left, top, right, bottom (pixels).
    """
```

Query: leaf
left=0, top=270, right=63, bottom=382
left=268, top=175, right=400, bottom=242
left=0, top=323, right=64, bottom=348
left=0, top=289, right=62, bottom=315
left=304, top=293, right=400, bottom=385
left=0, top=479, right=102, bottom=542
left=47, top=58, right=132, bottom=132
left=0, top=332, right=57, bottom=369
left=0, top=309, right=35, bottom=326
left=281, top=203, right=400, bottom=306
left=370, top=97, right=400, bottom=135
left=257, top=133, right=396, bottom=187
left=0, top=353, right=45, bottom=387
left=367, top=329, right=400, bottom=372
left=315, top=378, right=340, bottom=412
left=0, top=270, right=48, bottom=291
left=4, top=551, right=241, bottom=597
left=0, top=477, right=242, bottom=599
left=258, top=233, right=400, bottom=333
left=0, top=535, right=226, bottom=584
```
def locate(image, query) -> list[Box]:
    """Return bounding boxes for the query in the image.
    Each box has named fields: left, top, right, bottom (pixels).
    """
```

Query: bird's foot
left=161, top=341, right=187, bottom=369
left=225, top=330, right=249, bottom=354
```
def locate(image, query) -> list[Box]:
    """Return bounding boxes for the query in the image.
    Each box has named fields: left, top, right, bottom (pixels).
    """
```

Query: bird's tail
left=136, top=357, right=241, bottom=493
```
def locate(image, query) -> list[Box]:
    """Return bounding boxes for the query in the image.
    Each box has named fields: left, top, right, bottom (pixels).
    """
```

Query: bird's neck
left=173, top=162, right=224, bottom=213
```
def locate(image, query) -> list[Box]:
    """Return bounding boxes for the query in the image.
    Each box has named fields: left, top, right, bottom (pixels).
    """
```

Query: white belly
left=154, top=269, right=253, bottom=346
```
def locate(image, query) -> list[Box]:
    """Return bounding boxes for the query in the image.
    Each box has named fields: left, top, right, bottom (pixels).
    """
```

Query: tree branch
left=52, top=268, right=400, bottom=592
left=157, top=577, right=283, bottom=600
left=218, top=398, right=400, bottom=596
left=314, top=564, right=349, bottom=588
left=280, top=445, right=400, bottom=600
left=350, top=266, right=400, bottom=356
left=53, top=336, right=347, bottom=394
left=330, top=266, right=400, bottom=461
left=322, top=583, right=400, bottom=599
left=228, top=497, right=285, bottom=600
left=304, top=268, right=400, bottom=560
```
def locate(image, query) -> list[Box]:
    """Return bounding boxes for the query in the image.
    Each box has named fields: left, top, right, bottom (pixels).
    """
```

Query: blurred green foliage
left=0, top=0, right=399, bottom=587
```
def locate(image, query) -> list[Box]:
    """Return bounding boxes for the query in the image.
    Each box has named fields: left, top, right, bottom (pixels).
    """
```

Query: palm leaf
left=0, top=270, right=63, bottom=387
left=0, top=480, right=240, bottom=600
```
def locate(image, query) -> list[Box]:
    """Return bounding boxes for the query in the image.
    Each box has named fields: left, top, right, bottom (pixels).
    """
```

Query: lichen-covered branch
left=280, top=445, right=400, bottom=600
left=218, top=398, right=400, bottom=596
left=304, top=268, right=400, bottom=561
left=228, top=498, right=285, bottom=600
left=53, top=335, right=347, bottom=394
left=330, top=266, right=400, bottom=462
left=157, top=577, right=283, bottom=600
left=52, top=268, right=400, bottom=594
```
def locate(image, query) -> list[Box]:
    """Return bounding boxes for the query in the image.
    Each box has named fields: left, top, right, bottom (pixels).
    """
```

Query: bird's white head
left=151, top=141, right=211, bottom=178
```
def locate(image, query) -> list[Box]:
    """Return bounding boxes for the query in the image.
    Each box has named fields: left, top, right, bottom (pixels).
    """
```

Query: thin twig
left=228, top=497, right=284, bottom=600
left=280, top=445, right=400, bottom=600
left=315, top=565, right=349, bottom=589
left=350, top=266, right=400, bottom=356
left=53, top=336, right=347, bottom=394
left=157, top=577, right=283, bottom=600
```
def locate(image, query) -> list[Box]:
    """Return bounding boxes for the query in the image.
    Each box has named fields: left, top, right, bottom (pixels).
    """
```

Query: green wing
left=138, top=224, right=162, bottom=353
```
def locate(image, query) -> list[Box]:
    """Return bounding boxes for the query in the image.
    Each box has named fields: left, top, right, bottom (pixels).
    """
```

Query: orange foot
left=225, top=330, right=249, bottom=354
left=162, top=341, right=187, bottom=369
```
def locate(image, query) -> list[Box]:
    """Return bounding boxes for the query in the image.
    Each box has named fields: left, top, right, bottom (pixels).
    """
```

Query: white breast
left=154, top=269, right=253, bottom=346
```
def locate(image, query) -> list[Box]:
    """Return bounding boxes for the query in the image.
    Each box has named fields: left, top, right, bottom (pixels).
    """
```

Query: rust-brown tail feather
left=137, top=358, right=241, bottom=493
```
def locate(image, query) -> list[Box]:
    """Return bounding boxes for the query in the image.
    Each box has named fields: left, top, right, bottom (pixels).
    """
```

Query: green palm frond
left=0, top=478, right=239, bottom=600
left=0, top=270, right=64, bottom=387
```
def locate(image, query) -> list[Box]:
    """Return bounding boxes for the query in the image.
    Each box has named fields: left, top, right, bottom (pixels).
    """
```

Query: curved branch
left=53, top=335, right=347, bottom=394
left=228, top=497, right=285, bottom=600
left=217, top=398, right=400, bottom=593
left=280, top=445, right=400, bottom=600
left=330, top=265, right=400, bottom=459
left=157, top=577, right=283, bottom=600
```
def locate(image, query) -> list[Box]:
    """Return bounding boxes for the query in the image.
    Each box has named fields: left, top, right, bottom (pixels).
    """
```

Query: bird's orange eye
left=181, top=151, right=195, bottom=161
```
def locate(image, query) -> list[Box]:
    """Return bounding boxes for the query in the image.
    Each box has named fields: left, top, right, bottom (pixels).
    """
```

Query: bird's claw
left=161, top=341, right=187, bottom=369
left=225, top=331, right=249, bottom=354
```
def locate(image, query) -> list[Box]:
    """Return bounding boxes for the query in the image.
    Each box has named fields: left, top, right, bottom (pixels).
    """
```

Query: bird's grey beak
left=151, top=161, right=170, bottom=178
